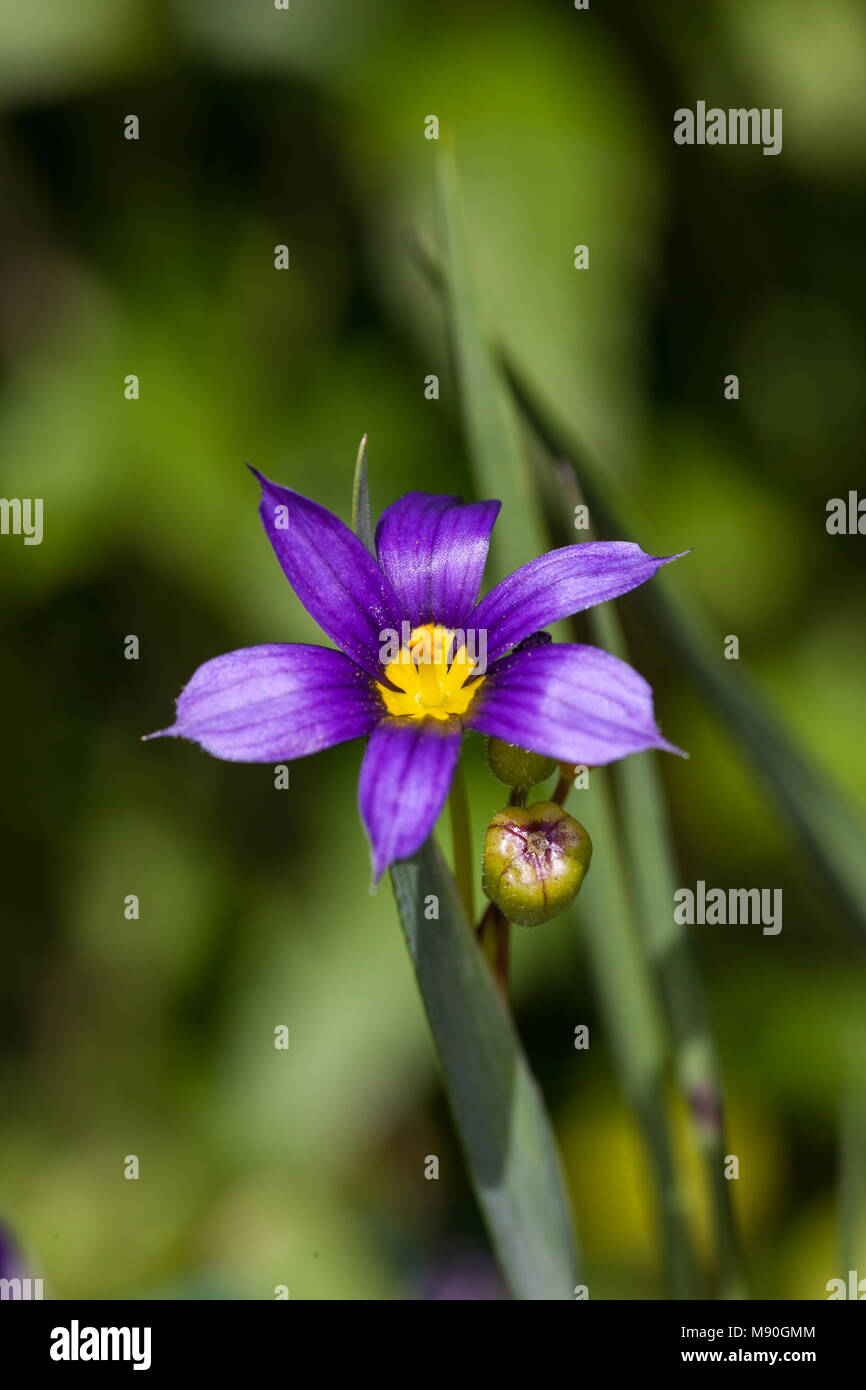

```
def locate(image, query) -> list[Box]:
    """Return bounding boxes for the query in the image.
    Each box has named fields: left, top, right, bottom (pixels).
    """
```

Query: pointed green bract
left=351, top=433, right=375, bottom=554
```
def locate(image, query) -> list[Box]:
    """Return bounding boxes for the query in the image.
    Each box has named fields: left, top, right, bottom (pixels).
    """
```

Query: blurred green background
left=1, top=0, right=865, bottom=1299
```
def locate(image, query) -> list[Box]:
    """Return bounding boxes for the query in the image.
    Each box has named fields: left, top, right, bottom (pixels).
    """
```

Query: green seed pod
left=482, top=801, right=592, bottom=927
left=487, top=738, right=558, bottom=793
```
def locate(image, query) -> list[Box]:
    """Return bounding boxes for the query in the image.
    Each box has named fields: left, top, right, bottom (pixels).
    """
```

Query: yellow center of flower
left=378, top=624, right=485, bottom=723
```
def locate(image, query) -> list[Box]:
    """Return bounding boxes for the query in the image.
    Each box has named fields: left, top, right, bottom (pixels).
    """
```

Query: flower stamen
left=378, top=623, right=485, bottom=722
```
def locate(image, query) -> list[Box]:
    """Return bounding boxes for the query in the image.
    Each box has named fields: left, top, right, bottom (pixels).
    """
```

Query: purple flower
left=148, top=475, right=684, bottom=879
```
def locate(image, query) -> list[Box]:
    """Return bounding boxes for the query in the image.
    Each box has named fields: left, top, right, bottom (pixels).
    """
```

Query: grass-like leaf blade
left=390, top=840, right=581, bottom=1300
left=351, top=440, right=580, bottom=1299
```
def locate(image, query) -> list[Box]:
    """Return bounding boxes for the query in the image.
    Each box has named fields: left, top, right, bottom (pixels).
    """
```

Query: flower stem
left=448, top=757, right=475, bottom=921
left=552, top=764, right=575, bottom=805
left=476, top=902, right=510, bottom=999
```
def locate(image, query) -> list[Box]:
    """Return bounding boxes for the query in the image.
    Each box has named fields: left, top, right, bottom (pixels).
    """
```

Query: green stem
left=476, top=902, right=510, bottom=1000
left=449, top=758, right=474, bottom=921
left=839, top=1084, right=866, bottom=1277
left=552, top=766, right=574, bottom=806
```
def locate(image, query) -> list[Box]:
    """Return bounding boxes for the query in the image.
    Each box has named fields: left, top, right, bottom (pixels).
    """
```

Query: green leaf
left=614, top=743, right=746, bottom=1298
left=434, top=146, right=547, bottom=579
left=349, top=437, right=580, bottom=1299
left=410, top=229, right=866, bottom=940
left=569, top=767, right=704, bottom=1299
left=433, top=146, right=711, bottom=1295
left=556, top=466, right=745, bottom=1296
left=504, top=358, right=866, bottom=943
left=838, top=1084, right=866, bottom=1275
left=390, top=840, right=581, bottom=1300
left=433, top=149, right=700, bottom=1296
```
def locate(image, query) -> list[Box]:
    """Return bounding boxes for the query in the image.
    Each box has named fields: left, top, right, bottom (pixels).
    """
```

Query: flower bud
left=487, top=737, right=558, bottom=793
left=482, top=801, right=592, bottom=926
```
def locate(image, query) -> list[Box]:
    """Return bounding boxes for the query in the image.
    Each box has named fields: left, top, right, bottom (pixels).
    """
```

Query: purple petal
left=147, top=644, right=381, bottom=762
left=359, top=719, right=462, bottom=880
left=376, top=492, right=501, bottom=629
left=466, top=643, right=683, bottom=764
left=249, top=468, right=402, bottom=679
left=0, top=1223, right=26, bottom=1280
left=474, top=542, right=684, bottom=661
